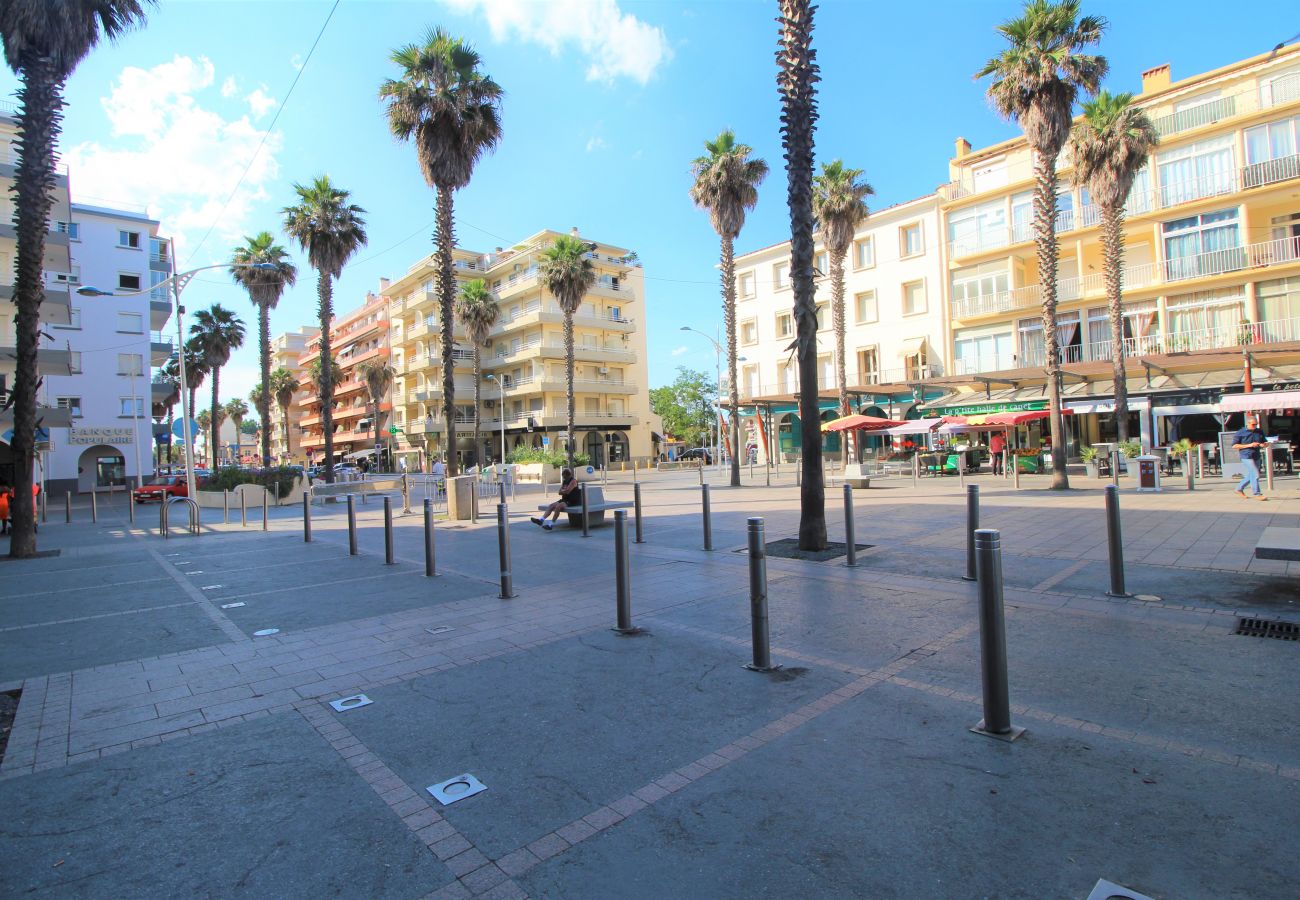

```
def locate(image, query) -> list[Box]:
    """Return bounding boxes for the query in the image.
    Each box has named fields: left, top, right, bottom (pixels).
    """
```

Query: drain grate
left=1235, top=618, right=1299, bottom=641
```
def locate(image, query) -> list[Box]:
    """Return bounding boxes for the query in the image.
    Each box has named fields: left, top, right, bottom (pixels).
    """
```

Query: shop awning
left=821, top=414, right=899, bottom=432
left=344, top=448, right=377, bottom=460
left=882, top=419, right=942, bottom=436
left=897, top=337, right=927, bottom=359
left=1219, top=390, right=1300, bottom=413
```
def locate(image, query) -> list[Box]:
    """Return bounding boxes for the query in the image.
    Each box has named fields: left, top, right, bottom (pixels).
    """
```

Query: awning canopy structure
left=944, top=409, right=1072, bottom=428
left=344, top=448, right=377, bottom=460
left=882, top=419, right=942, bottom=436
left=1219, top=389, right=1300, bottom=413
left=821, top=414, right=899, bottom=432
left=897, top=337, right=927, bottom=359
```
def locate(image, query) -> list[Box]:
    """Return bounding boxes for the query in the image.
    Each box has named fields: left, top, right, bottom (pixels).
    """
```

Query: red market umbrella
left=822, top=414, right=899, bottom=432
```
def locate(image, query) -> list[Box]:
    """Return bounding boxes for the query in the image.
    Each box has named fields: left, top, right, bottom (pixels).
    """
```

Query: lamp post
left=77, top=257, right=280, bottom=500
left=679, top=326, right=747, bottom=470
left=484, top=373, right=506, bottom=465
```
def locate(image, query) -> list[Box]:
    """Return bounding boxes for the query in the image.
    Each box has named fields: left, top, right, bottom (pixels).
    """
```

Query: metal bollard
left=402, top=474, right=411, bottom=514
left=699, top=463, right=704, bottom=485
left=262, top=489, right=269, bottom=531
left=701, top=483, right=713, bottom=551
left=129, top=491, right=135, bottom=524
left=302, top=493, right=312, bottom=542
left=91, top=490, right=98, bottom=523
left=1104, top=485, right=1129, bottom=597
left=240, top=489, right=247, bottom=527
left=744, top=517, right=777, bottom=672
left=347, top=494, right=358, bottom=555
left=602, top=465, right=607, bottom=486
left=423, top=498, right=436, bottom=577
left=1197, top=443, right=1207, bottom=479
left=749, top=459, right=754, bottom=482
left=1186, top=454, right=1195, bottom=491
left=65, top=491, right=71, bottom=523
left=383, top=495, right=395, bottom=565
left=962, top=484, right=980, bottom=582
left=223, top=489, right=229, bottom=524
left=958, top=458, right=966, bottom=489
left=612, top=509, right=637, bottom=633
left=971, top=529, right=1023, bottom=741
left=1004, top=449, right=1011, bottom=481
left=496, top=502, right=514, bottom=598
left=499, top=481, right=506, bottom=503
left=1264, top=444, right=1275, bottom=491
left=1013, top=456, right=1021, bottom=490
left=1111, top=450, right=1121, bottom=487
left=912, top=453, right=919, bottom=487
left=843, top=483, right=857, bottom=568
left=633, top=482, right=644, bottom=544
left=796, top=460, right=801, bottom=487
left=580, top=482, right=591, bottom=538
left=40, top=489, right=47, bottom=524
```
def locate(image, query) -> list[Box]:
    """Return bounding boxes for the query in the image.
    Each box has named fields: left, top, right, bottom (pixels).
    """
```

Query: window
left=814, top=251, right=828, bottom=276
left=1055, top=188, right=1075, bottom=232
left=1166, top=287, right=1246, bottom=347
left=1018, top=317, right=1045, bottom=367
left=815, top=303, right=828, bottom=330
left=1259, top=275, right=1300, bottom=322
left=68, top=351, right=82, bottom=373
left=56, top=221, right=80, bottom=240
left=1157, top=135, right=1236, bottom=206
left=1162, top=208, right=1241, bottom=281
left=120, top=397, right=145, bottom=417
left=855, top=290, right=878, bottom=324
left=856, top=347, right=880, bottom=384
left=818, top=355, right=833, bottom=388
left=1011, top=191, right=1033, bottom=243
left=118, top=230, right=141, bottom=249
left=740, top=319, right=758, bottom=345
left=948, top=200, right=1007, bottom=255
left=118, top=272, right=141, bottom=291
left=1086, top=307, right=1111, bottom=361
left=609, top=306, right=622, bottom=321
left=854, top=237, right=874, bottom=269
left=953, top=330, right=1013, bottom=375
left=56, top=397, right=83, bottom=417
left=1244, top=116, right=1300, bottom=188
left=903, top=342, right=928, bottom=380
left=900, top=223, right=924, bottom=257
left=150, top=270, right=169, bottom=301
left=776, top=312, right=793, bottom=338
left=117, top=353, right=143, bottom=376
left=737, top=272, right=755, bottom=298
left=117, top=312, right=143, bottom=333
left=902, top=280, right=926, bottom=316
left=773, top=261, right=789, bottom=290
left=950, top=263, right=1010, bottom=317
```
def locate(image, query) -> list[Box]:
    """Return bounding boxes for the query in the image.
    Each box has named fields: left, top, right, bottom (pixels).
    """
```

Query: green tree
left=539, top=235, right=597, bottom=468
left=978, top=0, right=1107, bottom=488
left=649, top=368, right=716, bottom=448
left=196, top=408, right=212, bottom=461
left=282, top=176, right=367, bottom=483
left=1069, top=91, right=1157, bottom=443
left=380, top=26, right=503, bottom=477
left=190, top=304, right=245, bottom=470
left=357, top=358, right=396, bottom=469
left=454, top=278, right=500, bottom=464
left=690, top=129, right=768, bottom=487
left=231, top=231, right=297, bottom=466
left=223, top=398, right=249, bottom=463
left=0, top=0, right=153, bottom=557
left=269, top=366, right=300, bottom=462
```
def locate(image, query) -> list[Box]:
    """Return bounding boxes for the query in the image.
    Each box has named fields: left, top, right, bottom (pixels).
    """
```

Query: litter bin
left=447, top=474, right=479, bottom=520
left=1135, top=454, right=1162, bottom=493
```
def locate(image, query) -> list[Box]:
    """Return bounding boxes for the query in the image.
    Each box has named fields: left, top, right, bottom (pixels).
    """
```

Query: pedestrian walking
left=1232, top=414, right=1269, bottom=501
left=989, top=431, right=1006, bottom=475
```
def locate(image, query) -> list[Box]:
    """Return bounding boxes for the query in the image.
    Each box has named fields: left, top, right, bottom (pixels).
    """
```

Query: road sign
left=541, top=437, right=550, bottom=447
left=3, top=427, right=48, bottom=443
left=388, top=425, right=401, bottom=435
left=172, top=418, right=199, bottom=439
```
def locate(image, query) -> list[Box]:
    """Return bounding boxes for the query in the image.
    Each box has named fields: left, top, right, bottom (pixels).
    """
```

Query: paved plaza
left=0, top=468, right=1297, bottom=899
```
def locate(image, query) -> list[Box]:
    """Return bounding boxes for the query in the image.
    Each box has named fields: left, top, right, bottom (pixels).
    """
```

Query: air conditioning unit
left=598, top=367, right=609, bottom=375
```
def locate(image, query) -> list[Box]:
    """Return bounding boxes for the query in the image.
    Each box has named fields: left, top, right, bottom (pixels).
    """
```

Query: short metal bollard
left=498, top=481, right=506, bottom=503
left=496, top=502, right=515, bottom=598
left=383, top=496, right=395, bottom=565
left=65, top=491, right=71, bottom=523
left=580, top=482, right=591, bottom=538
left=302, top=493, right=312, bottom=542
left=1197, top=443, right=1207, bottom=479
left=240, top=489, right=247, bottom=527
left=970, top=528, right=1023, bottom=741
left=701, top=483, right=713, bottom=551
left=1111, top=450, right=1121, bottom=488
left=223, top=489, right=230, bottom=524
left=128, top=491, right=135, bottom=524
left=796, top=460, right=801, bottom=487
left=962, top=484, right=980, bottom=582
left=347, top=494, right=358, bottom=555
left=1185, top=455, right=1195, bottom=491
left=633, top=482, right=644, bottom=544
left=912, top=453, right=919, bottom=487
left=91, top=490, right=98, bottom=523
left=1013, top=456, right=1021, bottom=490
left=1264, top=444, right=1276, bottom=491
left=262, top=490, right=269, bottom=531
left=40, top=489, right=47, bottom=524
left=744, top=517, right=778, bottom=672
left=612, top=509, right=639, bottom=634
left=699, top=463, right=705, bottom=485
left=843, top=483, right=857, bottom=568
left=423, top=498, right=436, bottom=577
left=1104, top=485, right=1129, bottom=597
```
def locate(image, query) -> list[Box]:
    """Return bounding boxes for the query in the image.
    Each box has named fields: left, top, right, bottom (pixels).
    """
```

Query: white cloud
left=585, top=136, right=607, bottom=152
left=64, top=55, right=283, bottom=265
left=245, top=87, right=277, bottom=118
left=289, top=53, right=303, bottom=72
left=446, top=0, right=671, bottom=85
left=220, top=75, right=237, bottom=98
left=671, top=346, right=689, bottom=357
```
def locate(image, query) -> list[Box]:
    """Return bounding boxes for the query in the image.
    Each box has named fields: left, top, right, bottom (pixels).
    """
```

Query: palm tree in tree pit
left=282, top=176, right=367, bottom=484
left=0, top=0, right=153, bottom=558
left=777, top=0, right=826, bottom=550
left=690, top=129, right=769, bottom=487
left=231, top=232, right=297, bottom=466
left=978, top=0, right=1107, bottom=489
left=190, top=304, right=245, bottom=472
left=1069, top=91, right=1157, bottom=444
left=455, top=279, right=500, bottom=466
left=379, top=26, right=503, bottom=478
left=813, top=160, right=873, bottom=465
left=539, top=235, right=597, bottom=470
left=269, top=366, right=300, bottom=464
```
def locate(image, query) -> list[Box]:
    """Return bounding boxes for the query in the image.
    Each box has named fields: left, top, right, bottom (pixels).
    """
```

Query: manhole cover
left=1235, top=617, right=1299, bottom=641
left=253, top=628, right=280, bottom=637
left=427, top=773, right=487, bottom=806
left=220, top=602, right=245, bottom=609
left=328, top=694, right=372, bottom=713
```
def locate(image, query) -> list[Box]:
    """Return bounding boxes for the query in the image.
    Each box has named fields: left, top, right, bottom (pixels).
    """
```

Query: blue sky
left=3, top=0, right=1291, bottom=412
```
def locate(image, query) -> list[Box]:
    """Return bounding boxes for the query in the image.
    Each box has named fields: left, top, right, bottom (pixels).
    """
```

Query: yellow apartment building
left=268, top=325, right=317, bottom=463
left=935, top=44, right=1300, bottom=452
left=386, top=228, right=652, bottom=468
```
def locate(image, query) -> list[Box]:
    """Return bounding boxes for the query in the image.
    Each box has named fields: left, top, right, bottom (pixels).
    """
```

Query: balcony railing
left=1150, top=95, right=1238, bottom=138
left=1242, top=153, right=1300, bottom=190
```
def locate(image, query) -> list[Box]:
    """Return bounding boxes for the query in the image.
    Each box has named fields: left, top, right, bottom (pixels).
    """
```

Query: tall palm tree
left=455, top=278, right=500, bottom=465
left=539, top=235, right=597, bottom=469
left=379, top=27, right=503, bottom=478
left=0, top=0, right=153, bottom=558
left=196, top=408, right=212, bottom=465
left=357, top=358, right=396, bottom=470
left=190, top=304, right=245, bottom=471
left=1070, top=91, right=1157, bottom=444
left=690, top=129, right=769, bottom=488
left=231, top=232, right=297, bottom=466
left=978, top=0, right=1107, bottom=489
left=269, top=366, right=300, bottom=463
left=154, top=374, right=180, bottom=468
left=176, top=337, right=208, bottom=420
left=778, top=0, right=826, bottom=550
left=224, top=398, right=249, bottom=464
left=306, top=357, right=344, bottom=467
left=282, top=176, right=367, bottom=484
left=813, top=160, right=873, bottom=464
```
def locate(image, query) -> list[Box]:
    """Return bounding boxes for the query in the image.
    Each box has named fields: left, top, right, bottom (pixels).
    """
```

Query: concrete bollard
left=701, top=483, right=713, bottom=551
left=843, top=483, right=857, bottom=568
left=302, top=493, right=312, bottom=542
left=65, top=491, right=71, bottom=523
left=613, top=509, right=637, bottom=634
left=496, top=502, right=515, bottom=598
left=580, top=482, right=591, bottom=539
left=424, top=498, right=436, bottom=577
left=223, top=489, right=229, bottom=524
left=383, top=495, right=395, bottom=565
left=744, top=517, right=777, bottom=672
left=962, top=484, right=980, bottom=582
left=91, top=490, right=97, bottom=523
left=633, top=482, right=644, bottom=544
left=347, top=494, right=358, bottom=555
left=970, top=528, right=1023, bottom=741
left=1105, top=485, right=1129, bottom=597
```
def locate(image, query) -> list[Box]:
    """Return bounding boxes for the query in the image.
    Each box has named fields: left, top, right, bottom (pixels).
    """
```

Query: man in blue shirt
left=1232, top=414, right=1269, bottom=500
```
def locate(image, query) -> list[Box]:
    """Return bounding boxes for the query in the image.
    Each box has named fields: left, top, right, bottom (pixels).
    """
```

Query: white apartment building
left=732, top=193, right=948, bottom=461
left=268, top=326, right=317, bottom=463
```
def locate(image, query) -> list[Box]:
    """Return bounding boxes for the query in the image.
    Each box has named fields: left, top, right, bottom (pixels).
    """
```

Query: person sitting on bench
left=532, top=469, right=580, bottom=531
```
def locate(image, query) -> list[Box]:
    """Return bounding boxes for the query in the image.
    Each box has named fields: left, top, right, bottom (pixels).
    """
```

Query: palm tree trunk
left=210, top=372, right=221, bottom=468
left=565, top=313, right=576, bottom=469
left=830, top=248, right=851, bottom=463
left=472, top=347, right=482, bottom=466
left=436, top=186, right=458, bottom=477
left=1103, top=204, right=1130, bottom=443
left=281, top=400, right=292, bottom=464
left=721, top=235, right=742, bottom=487
left=318, top=273, right=336, bottom=483
left=7, top=57, right=62, bottom=559
left=1033, top=150, right=1070, bottom=490
left=259, top=304, right=272, bottom=466
left=779, top=0, right=826, bottom=550
left=373, top=393, right=381, bottom=471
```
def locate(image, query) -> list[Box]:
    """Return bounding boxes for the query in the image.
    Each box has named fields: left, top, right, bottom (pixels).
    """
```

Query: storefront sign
left=68, top=426, right=134, bottom=445
left=943, top=400, right=1048, bottom=416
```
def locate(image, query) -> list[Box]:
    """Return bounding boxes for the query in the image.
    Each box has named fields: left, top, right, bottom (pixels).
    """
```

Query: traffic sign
left=3, top=427, right=48, bottom=443
left=173, top=418, right=199, bottom=439
left=541, top=436, right=550, bottom=446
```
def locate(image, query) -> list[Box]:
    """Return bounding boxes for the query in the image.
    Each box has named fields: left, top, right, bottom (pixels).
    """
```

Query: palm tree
left=231, top=232, right=297, bottom=466
left=190, top=304, right=245, bottom=471
left=539, top=235, right=597, bottom=469
left=455, top=279, right=500, bottom=465
left=154, top=373, right=180, bottom=468
left=777, top=0, right=826, bottom=550
left=978, top=0, right=1107, bottom=489
left=196, top=408, right=212, bottom=465
left=1070, top=91, right=1157, bottom=444
left=177, top=337, right=208, bottom=419
left=379, top=27, right=503, bottom=477
left=282, top=176, right=367, bottom=484
left=690, top=129, right=769, bottom=487
left=0, top=0, right=153, bottom=558
left=269, top=366, right=300, bottom=463
left=306, top=357, right=344, bottom=468
left=813, top=160, right=873, bottom=465
left=224, top=398, right=249, bottom=464
left=357, top=358, right=396, bottom=470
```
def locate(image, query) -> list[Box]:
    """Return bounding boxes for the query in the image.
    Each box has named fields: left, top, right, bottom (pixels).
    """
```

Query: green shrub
left=506, top=447, right=591, bottom=467
left=1080, top=446, right=1099, bottom=462
left=1119, top=439, right=1143, bottom=458
left=200, top=465, right=297, bottom=497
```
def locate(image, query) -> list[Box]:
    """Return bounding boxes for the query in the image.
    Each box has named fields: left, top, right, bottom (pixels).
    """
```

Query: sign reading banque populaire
left=67, top=426, right=134, bottom=445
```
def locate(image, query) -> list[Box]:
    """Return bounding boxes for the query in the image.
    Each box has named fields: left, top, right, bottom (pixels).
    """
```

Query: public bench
left=1253, top=527, right=1300, bottom=561
left=537, top=485, right=631, bottom=529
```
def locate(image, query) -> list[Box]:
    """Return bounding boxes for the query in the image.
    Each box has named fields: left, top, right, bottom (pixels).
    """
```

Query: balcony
left=1149, top=95, right=1237, bottom=139
left=149, top=250, right=171, bottom=272
left=1242, top=153, right=1300, bottom=190
left=0, top=281, right=72, bottom=326
left=151, top=380, right=177, bottom=403
left=0, top=345, right=71, bottom=375
left=149, top=332, right=173, bottom=365
left=150, top=298, right=172, bottom=331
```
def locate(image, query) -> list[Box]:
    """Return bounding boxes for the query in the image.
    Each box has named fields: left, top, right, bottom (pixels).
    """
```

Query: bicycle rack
left=161, top=496, right=201, bottom=539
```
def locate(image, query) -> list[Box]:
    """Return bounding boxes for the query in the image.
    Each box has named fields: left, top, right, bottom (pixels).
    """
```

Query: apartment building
left=935, top=45, right=1300, bottom=452
left=268, top=325, right=318, bottom=463
left=387, top=228, right=653, bottom=468
left=732, top=194, right=947, bottom=461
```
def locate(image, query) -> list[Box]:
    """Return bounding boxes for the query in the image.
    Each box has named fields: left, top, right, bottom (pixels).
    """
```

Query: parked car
left=133, top=475, right=188, bottom=503
left=678, top=447, right=713, bottom=464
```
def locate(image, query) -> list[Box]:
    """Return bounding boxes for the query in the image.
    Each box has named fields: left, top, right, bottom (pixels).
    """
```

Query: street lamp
left=484, top=373, right=506, bottom=466
left=78, top=256, right=279, bottom=500
left=680, top=326, right=746, bottom=468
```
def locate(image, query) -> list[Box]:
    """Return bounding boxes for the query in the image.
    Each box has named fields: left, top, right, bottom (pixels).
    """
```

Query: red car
left=133, top=475, right=188, bottom=503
